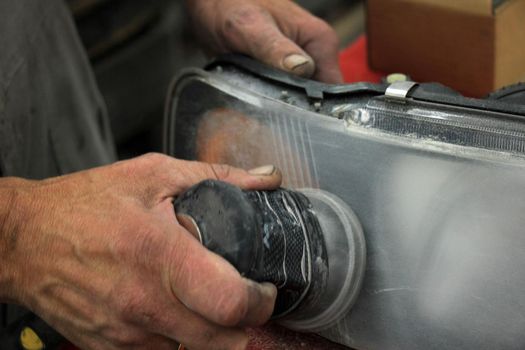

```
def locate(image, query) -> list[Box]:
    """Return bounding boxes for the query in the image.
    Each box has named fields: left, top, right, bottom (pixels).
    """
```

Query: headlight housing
left=165, top=56, right=525, bottom=350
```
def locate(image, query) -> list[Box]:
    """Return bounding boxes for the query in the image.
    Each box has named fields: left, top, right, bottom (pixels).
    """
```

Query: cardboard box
left=367, top=0, right=525, bottom=97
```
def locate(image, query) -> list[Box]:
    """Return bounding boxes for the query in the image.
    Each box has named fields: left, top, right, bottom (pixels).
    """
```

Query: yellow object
left=20, top=327, right=44, bottom=350
left=386, top=73, right=409, bottom=84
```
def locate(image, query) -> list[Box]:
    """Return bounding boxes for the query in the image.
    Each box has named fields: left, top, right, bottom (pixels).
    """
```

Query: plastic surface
left=165, top=64, right=525, bottom=349
left=280, top=189, right=365, bottom=332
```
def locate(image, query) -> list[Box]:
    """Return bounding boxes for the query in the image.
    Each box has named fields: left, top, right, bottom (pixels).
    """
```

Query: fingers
left=139, top=153, right=282, bottom=197
left=297, top=17, right=343, bottom=84
left=172, top=317, right=248, bottom=350
left=107, top=153, right=282, bottom=203
left=165, top=229, right=277, bottom=327
left=217, top=1, right=343, bottom=83
left=145, top=295, right=249, bottom=350
left=219, top=3, right=316, bottom=78
left=268, top=2, right=343, bottom=83
left=188, top=0, right=343, bottom=82
left=174, top=161, right=282, bottom=193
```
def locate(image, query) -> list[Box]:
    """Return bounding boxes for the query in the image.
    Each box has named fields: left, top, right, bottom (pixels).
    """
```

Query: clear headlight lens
left=166, top=70, right=525, bottom=350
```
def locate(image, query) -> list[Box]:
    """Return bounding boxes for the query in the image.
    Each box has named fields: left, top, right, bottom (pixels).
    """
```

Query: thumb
left=221, top=5, right=315, bottom=78
left=166, top=228, right=277, bottom=327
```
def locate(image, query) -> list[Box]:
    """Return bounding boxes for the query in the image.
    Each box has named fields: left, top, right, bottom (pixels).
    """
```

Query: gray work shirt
left=1, top=0, right=117, bottom=328
left=0, top=0, right=116, bottom=179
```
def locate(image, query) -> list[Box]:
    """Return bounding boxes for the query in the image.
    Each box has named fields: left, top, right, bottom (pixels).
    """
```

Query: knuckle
left=114, top=289, right=165, bottom=329
left=216, top=284, right=249, bottom=326
left=223, top=5, right=260, bottom=31
left=136, top=152, right=169, bottom=169
left=209, top=163, right=232, bottom=181
left=113, top=153, right=171, bottom=180
left=141, top=152, right=166, bottom=162
left=308, top=17, right=339, bottom=42
left=111, top=221, right=164, bottom=263
left=308, top=16, right=329, bottom=30
left=139, top=152, right=170, bottom=167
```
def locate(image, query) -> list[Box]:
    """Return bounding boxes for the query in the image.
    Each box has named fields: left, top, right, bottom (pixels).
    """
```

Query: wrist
left=0, top=177, right=32, bottom=303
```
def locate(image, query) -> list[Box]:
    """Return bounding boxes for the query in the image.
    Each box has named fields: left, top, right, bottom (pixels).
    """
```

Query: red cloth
left=339, top=35, right=383, bottom=83
left=247, top=325, right=349, bottom=349
left=62, top=325, right=348, bottom=350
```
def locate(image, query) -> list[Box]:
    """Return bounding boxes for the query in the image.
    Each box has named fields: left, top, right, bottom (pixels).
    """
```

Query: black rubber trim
left=206, top=54, right=387, bottom=99
left=206, top=55, right=525, bottom=118
left=487, top=82, right=525, bottom=101
left=409, top=84, right=525, bottom=118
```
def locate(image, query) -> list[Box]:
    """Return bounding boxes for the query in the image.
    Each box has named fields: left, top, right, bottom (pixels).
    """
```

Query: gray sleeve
left=0, top=0, right=117, bottom=180
left=0, top=0, right=118, bottom=329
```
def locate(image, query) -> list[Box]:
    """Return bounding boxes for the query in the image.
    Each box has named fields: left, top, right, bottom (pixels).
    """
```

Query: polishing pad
left=174, top=180, right=366, bottom=331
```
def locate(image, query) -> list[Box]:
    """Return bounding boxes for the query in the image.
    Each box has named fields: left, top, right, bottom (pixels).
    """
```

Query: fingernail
left=283, top=54, right=314, bottom=76
left=176, top=214, right=202, bottom=242
left=248, top=165, right=276, bottom=176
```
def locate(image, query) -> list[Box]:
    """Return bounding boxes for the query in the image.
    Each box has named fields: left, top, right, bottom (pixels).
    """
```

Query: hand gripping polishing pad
left=174, top=180, right=366, bottom=331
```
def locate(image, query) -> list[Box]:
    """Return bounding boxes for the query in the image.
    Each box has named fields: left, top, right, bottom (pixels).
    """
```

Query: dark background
left=65, top=0, right=364, bottom=159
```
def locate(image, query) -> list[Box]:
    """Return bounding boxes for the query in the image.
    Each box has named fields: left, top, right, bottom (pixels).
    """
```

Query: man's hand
left=186, top=0, right=343, bottom=83
left=0, top=154, right=282, bottom=349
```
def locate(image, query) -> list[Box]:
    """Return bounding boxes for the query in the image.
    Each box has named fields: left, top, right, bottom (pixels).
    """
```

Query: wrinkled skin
left=0, top=154, right=282, bottom=350
left=186, top=0, right=343, bottom=83
left=0, top=1, right=342, bottom=349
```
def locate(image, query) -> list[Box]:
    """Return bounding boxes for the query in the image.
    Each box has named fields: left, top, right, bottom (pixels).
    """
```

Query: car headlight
left=165, top=55, right=525, bottom=350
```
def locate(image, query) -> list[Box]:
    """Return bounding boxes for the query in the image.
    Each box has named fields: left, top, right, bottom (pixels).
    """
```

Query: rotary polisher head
left=174, top=180, right=366, bottom=331
left=283, top=188, right=366, bottom=331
